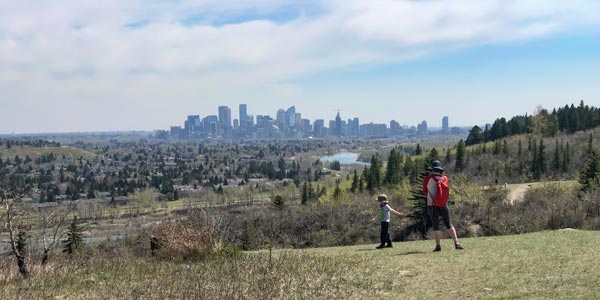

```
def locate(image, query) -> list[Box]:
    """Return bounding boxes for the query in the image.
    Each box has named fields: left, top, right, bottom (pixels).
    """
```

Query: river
left=320, top=151, right=369, bottom=165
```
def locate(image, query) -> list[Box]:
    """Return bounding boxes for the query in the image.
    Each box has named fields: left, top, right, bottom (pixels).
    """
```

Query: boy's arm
left=390, top=208, right=405, bottom=218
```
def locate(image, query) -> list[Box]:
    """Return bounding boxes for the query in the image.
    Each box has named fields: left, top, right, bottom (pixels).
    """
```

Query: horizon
left=2, top=1, right=600, bottom=134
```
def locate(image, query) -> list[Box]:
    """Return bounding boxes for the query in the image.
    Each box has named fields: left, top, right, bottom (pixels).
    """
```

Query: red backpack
left=422, top=174, right=450, bottom=207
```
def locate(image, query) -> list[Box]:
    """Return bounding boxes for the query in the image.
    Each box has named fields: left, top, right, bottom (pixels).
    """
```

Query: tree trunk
left=42, top=249, right=49, bottom=266
left=17, top=254, right=29, bottom=278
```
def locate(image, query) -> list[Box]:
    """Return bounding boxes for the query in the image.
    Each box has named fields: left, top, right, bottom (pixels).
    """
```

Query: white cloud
left=1, top=0, right=599, bottom=132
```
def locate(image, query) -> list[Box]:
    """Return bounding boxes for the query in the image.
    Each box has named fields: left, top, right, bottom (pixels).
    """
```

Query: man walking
left=423, top=160, right=464, bottom=252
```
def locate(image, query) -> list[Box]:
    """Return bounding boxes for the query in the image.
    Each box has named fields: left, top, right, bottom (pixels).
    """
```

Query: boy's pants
left=380, top=222, right=392, bottom=245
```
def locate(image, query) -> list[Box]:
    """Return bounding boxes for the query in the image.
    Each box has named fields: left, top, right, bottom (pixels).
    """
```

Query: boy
left=371, top=194, right=404, bottom=249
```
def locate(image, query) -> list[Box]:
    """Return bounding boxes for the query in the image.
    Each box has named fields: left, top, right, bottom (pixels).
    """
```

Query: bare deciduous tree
left=40, top=205, right=72, bottom=265
left=1, top=186, right=29, bottom=278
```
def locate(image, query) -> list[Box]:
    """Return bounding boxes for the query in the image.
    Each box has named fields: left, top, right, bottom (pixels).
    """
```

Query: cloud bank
left=1, top=0, right=599, bottom=132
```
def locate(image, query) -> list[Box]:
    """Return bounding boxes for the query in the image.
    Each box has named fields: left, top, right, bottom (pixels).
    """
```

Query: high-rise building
left=239, top=104, right=248, bottom=124
left=295, top=113, right=302, bottom=128
left=203, top=115, right=219, bottom=135
left=218, top=106, right=232, bottom=129
left=285, top=106, right=296, bottom=129
left=390, top=120, right=401, bottom=135
left=276, top=109, right=286, bottom=130
left=442, top=116, right=449, bottom=132
left=350, top=117, right=360, bottom=136
left=301, top=119, right=311, bottom=133
left=233, top=119, right=239, bottom=129
left=417, top=120, right=428, bottom=134
left=314, top=119, right=325, bottom=137
left=185, top=115, right=200, bottom=134
left=334, top=112, right=342, bottom=137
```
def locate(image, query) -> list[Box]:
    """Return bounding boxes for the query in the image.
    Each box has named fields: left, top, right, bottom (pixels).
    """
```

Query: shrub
left=152, top=210, right=227, bottom=261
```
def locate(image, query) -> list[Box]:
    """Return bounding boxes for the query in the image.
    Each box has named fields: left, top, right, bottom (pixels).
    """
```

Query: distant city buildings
left=442, top=116, right=449, bottom=132
left=167, top=104, right=463, bottom=140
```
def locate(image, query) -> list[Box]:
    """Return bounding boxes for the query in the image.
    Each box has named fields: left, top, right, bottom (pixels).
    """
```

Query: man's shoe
left=376, top=244, right=385, bottom=249
left=433, top=245, right=441, bottom=252
left=455, top=243, right=464, bottom=250
left=385, top=244, right=393, bottom=248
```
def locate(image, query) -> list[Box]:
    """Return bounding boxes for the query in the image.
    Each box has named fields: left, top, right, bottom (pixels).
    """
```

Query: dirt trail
left=506, top=183, right=532, bottom=204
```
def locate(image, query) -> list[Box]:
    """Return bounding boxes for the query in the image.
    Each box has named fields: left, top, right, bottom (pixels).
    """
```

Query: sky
left=1, top=0, right=600, bottom=134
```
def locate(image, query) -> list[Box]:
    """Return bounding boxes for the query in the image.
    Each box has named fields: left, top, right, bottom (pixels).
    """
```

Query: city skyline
left=2, top=1, right=600, bottom=133
left=166, top=103, right=462, bottom=140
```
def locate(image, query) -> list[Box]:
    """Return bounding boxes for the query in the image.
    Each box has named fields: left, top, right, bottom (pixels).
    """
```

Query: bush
left=152, top=210, right=227, bottom=261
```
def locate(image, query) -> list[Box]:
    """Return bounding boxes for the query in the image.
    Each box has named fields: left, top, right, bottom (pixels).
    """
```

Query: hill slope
left=2, top=230, right=599, bottom=299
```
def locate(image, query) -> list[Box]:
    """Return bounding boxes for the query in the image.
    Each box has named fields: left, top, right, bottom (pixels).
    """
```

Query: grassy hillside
left=2, top=230, right=599, bottom=299
left=0, top=146, right=96, bottom=160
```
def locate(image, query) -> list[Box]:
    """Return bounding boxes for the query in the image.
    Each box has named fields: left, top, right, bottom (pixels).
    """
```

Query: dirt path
left=506, top=183, right=532, bottom=204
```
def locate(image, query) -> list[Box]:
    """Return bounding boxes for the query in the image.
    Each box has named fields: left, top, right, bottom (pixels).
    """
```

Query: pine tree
left=332, top=180, right=342, bottom=201
left=415, top=144, right=422, bottom=155
left=272, top=195, right=285, bottom=210
left=455, top=139, right=466, bottom=172
left=63, top=216, right=84, bottom=255
left=538, top=139, right=546, bottom=175
left=551, top=139, right=561, bottom=173
left=301, top=182, right=308, bottom=205
left=407, top=172, right=430, bottom=237
left=562, top=142, right=570, bottom=173
left=587, top=134, right=594, bottom=156
left=350, top=170, right=359, bottom=193
left=578, top=151, right=600, bottom=193
left=425, top=148, right=439, bottom=170
left=384, top=149, right=402, bottom=186
left=358, top=176, right=364, bottom=193
left=530, top=139, right=538, bottom=179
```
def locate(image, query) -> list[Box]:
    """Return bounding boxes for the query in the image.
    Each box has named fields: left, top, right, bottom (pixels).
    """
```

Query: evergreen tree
left=332, top=180, right=342, bottom=201
left=551, top=139, right=561, bottom=173
left=272, top=195, right=285, bottom=210
left=444, top=148, right=452, bottom=164
left=587, top=134, right=594, bottom=156
left=562, top=142, right=570, bottom=173
left=578, top=151, right=600, bottom=193
left=301, top=182, right=308, bottom=205
left=455, top=139, right=466, bottom=172
left=530, top=139, right=538, bottom=179
left=407, top=172, right=431, bottom=237
left=465, top=125, right=483, bottom=145
left=350, top=170, right=359, bottom=193
left=366, top=154, right=382, bottom=192
left=63, top=216, right=84, bottom=255
left=415, top=144, right=422, bottom=155
left=358, top=175, right=364, bottom=193
left=384, top=149, right=402, bottom=186
left=538, top=139, right=546, bottom=175
left=425, top=148, right=439, bottom=170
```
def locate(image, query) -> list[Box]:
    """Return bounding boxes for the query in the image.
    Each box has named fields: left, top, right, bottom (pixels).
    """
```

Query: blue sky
left=1, top=0, right=600, bottom=133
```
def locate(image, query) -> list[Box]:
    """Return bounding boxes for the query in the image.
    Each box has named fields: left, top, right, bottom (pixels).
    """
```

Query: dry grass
left=1, top=230, right=600, bottom=299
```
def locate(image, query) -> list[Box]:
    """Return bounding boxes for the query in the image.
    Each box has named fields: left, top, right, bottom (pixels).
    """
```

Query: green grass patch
left=0, top=146, right=96, bottom=160
left=2, top=230, right=599, bottom=299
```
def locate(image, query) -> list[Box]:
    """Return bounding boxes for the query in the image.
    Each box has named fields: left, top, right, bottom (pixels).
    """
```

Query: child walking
left=371, top=194, right=405, bottom=249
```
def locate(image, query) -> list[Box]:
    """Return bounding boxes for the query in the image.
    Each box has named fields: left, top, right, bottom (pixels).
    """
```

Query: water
left=320, top=151, right=369, bottom=165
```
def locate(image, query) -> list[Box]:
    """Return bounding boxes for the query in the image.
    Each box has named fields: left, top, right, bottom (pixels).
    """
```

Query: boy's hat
left=377, top=194, right=388, bottom=202
left=427, top=160, right=444, bottom=171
